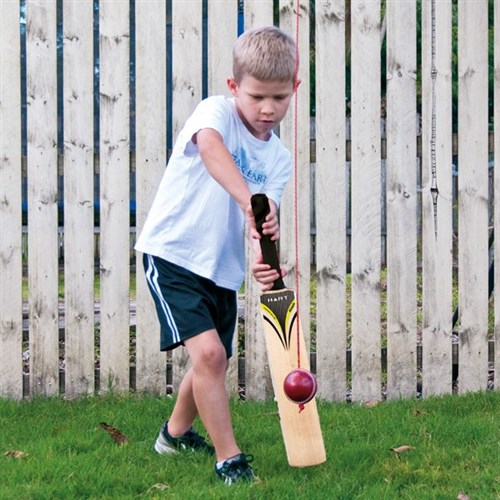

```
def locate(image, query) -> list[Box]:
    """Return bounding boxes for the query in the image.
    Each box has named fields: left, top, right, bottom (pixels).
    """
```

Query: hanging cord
left=293, top=0, right=301, bottom=370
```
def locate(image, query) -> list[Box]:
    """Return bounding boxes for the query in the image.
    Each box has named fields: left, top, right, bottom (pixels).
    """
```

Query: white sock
left=216, top=453, right=241, bottom=469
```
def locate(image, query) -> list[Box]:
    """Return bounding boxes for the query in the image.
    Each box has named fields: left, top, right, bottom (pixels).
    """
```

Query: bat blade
left=260, top=288, right=326, bottom=467
left=251, top=193, right=326, bottom=467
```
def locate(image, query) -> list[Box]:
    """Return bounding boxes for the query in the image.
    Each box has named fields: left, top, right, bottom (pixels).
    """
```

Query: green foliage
left=0, top=392, right=498, bottom=498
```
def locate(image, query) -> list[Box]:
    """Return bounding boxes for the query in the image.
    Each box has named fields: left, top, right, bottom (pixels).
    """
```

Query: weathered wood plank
left=0, top=0, right=24, bottom=399
left=99, top=0, right=131, bottom=392
left=63, top=0, right=95, bottom=399
left=171, top=0, right=203, bottom=144
left=279, top=0, right=311, bottom=346
left=207, top=0, right=237, bottom=96
left=135, top=0, right=167, bottom=395
left=350, top=0, right=382, bottom=402
left=26, top=0, right=60, bottom=397
left=244, top=238, right=273, bottom=401
left=495, top=0, right=500, bottom=393
left=244, top=0, right=273, bottom=29
left=171, top=0, right=203, bottom=390
left=242, top=2, right=274, bottom=402
left=315, top=0, right=347, bottom=402
left=207, top=0, right=240, bottom=397
left=386, top=0, right=417, bottom=399
left=421, top=0, right=453, bottom=397
left=457, top=0, right=489, bottom=393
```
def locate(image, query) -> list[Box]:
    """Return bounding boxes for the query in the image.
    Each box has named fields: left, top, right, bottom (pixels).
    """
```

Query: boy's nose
left=261, top=102, right=274, bottom=115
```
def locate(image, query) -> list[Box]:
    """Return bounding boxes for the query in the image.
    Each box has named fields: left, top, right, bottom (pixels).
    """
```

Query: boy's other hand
left=245, top=197, right=280, bottom=242
left=249, top=218, right=286, bottom=292
left=252, top=258, right=287, bottom=292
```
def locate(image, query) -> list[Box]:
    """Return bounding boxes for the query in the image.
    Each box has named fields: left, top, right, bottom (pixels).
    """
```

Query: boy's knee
left=194, top=343, right=227, bottom=373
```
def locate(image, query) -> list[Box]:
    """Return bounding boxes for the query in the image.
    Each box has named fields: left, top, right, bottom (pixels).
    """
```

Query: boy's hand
left=260, top=198, right=280, bottom=241
left=252, top=256, right=287, bottom=292
left=248, top=198, right=285, bottom=292
left=245, top=197, right=280, bottom=241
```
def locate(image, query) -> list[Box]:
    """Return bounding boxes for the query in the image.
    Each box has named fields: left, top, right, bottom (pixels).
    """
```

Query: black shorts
left=143, top=253, right=237, bottom=358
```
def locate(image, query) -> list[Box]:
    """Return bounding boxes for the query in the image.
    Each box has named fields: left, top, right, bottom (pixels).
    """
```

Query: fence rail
left=1, top=0, right=497, bottom=402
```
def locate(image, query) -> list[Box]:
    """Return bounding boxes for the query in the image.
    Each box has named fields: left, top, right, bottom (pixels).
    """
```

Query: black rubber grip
left=251, top=194, right=285, bottom=291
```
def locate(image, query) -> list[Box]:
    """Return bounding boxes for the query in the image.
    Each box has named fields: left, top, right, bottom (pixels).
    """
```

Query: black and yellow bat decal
left=260, top=291, right=297, bottom=350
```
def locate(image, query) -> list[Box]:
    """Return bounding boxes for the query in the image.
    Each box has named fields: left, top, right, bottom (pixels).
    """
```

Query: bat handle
left=251, top=194, right=285, bottom=291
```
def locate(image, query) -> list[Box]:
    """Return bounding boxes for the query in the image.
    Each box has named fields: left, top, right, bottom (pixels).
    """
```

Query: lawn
left=1, top=391, right=498, bottom=499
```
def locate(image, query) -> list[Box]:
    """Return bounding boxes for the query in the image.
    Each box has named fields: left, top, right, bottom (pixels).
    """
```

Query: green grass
left=1, top=392, right=498, bottom=499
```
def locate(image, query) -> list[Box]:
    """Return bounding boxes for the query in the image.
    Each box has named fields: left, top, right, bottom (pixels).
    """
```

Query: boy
left=135, top=26, right=298, bottom=484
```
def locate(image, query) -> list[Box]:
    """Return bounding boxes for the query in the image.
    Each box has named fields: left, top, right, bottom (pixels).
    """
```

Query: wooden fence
left=1, top=0, right=497, bottom=402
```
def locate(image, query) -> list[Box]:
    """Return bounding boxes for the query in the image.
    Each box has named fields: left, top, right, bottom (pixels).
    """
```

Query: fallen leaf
left=457, top=492, right=470, bottom=500
left=413, top=408, right=427, bottom=416
left=99, top=422, right=128, bottom=444
left=147, top=483, right=170, bottom=493
left=390, top=445, right=415, bottom=454
left=4, top=450, right=28, bottom=458
left=365, top=400, right=381, bottom=408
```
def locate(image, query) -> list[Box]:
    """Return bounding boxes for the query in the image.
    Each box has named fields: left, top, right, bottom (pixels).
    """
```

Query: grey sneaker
left=215, top=453, right=257, bottom=485
left=154, top=421, right=215, bottom=455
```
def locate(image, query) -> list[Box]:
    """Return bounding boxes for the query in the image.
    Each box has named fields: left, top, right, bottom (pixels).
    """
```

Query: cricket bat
left=251, top=193, right=326, bottom=467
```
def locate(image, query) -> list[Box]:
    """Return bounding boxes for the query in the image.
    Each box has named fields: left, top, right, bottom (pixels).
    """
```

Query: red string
left=293, top=0, right=301, bottom=370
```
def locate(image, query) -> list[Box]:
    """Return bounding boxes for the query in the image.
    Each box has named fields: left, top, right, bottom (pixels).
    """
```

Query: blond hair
left=232, top=26, right=297, bottom=84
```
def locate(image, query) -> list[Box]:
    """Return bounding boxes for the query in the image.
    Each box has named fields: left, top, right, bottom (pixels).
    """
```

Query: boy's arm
left=196, top=127, right=285, bottom=290
left=195, top=127, right=252, bottom=213
left=195, top=127, right=279, bottom=240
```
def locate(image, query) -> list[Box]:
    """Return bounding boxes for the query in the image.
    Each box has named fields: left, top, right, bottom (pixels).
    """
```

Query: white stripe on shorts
left=145, top=254, right=180, bottom=344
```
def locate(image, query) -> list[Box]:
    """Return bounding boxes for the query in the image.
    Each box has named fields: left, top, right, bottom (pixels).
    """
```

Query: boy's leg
left=167, top=368, right=198, bottom=436
left=183, top=329, right=241, bottom=462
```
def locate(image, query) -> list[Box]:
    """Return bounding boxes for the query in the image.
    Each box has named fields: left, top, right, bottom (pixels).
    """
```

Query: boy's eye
left=250, top=95, right=287, bottom=101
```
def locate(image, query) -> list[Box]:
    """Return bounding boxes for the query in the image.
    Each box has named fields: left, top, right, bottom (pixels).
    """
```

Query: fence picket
left=243, top=3, right=275, bottom=401
left=495, top=0, right=500, bottom=392
left=207, top=0, right=240, bottom=396
left=171, top=0, right=203, bottom=390
left=244, top=0, right=273, bottom=28
left=207, top=0, right=237, bottom=96
left=63, top=0, right=95, bottom=399
left=279, top=0, right=312, bottom=346
left=99, top=1, right=131, bottom=392
left=135, top=0, right=167, bottom=395
left=350, top=0, right=382, bottom=402
left=315, top=0, right=347, bottom=401
left=0, top=0, right=23, bottom=399
left=386, top=0, right=417, bottom=399
left=457, top=0, right=489, bottom=393
left=421, top=0, right=453, bottom=397
left=26, top=0, right=60, bottom=397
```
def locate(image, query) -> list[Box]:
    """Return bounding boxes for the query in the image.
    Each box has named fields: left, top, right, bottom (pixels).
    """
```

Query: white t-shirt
left=135, top=95, right=292, bottom=291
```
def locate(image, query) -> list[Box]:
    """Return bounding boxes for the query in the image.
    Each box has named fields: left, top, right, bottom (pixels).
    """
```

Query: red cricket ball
left=283, top=368, right=318, bottom=405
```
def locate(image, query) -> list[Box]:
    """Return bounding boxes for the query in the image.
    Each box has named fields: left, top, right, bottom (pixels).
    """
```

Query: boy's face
left=227, top=75, right=296, bottom=141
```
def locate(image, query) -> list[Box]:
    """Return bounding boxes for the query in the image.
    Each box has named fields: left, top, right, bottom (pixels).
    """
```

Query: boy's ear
left=294, top=79, right=301, bottom=92
left=227, top=77, right=239, bottom=96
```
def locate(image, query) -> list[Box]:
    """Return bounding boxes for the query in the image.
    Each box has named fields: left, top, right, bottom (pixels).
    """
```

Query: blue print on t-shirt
left=233, top=148, right=268, bottom=185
